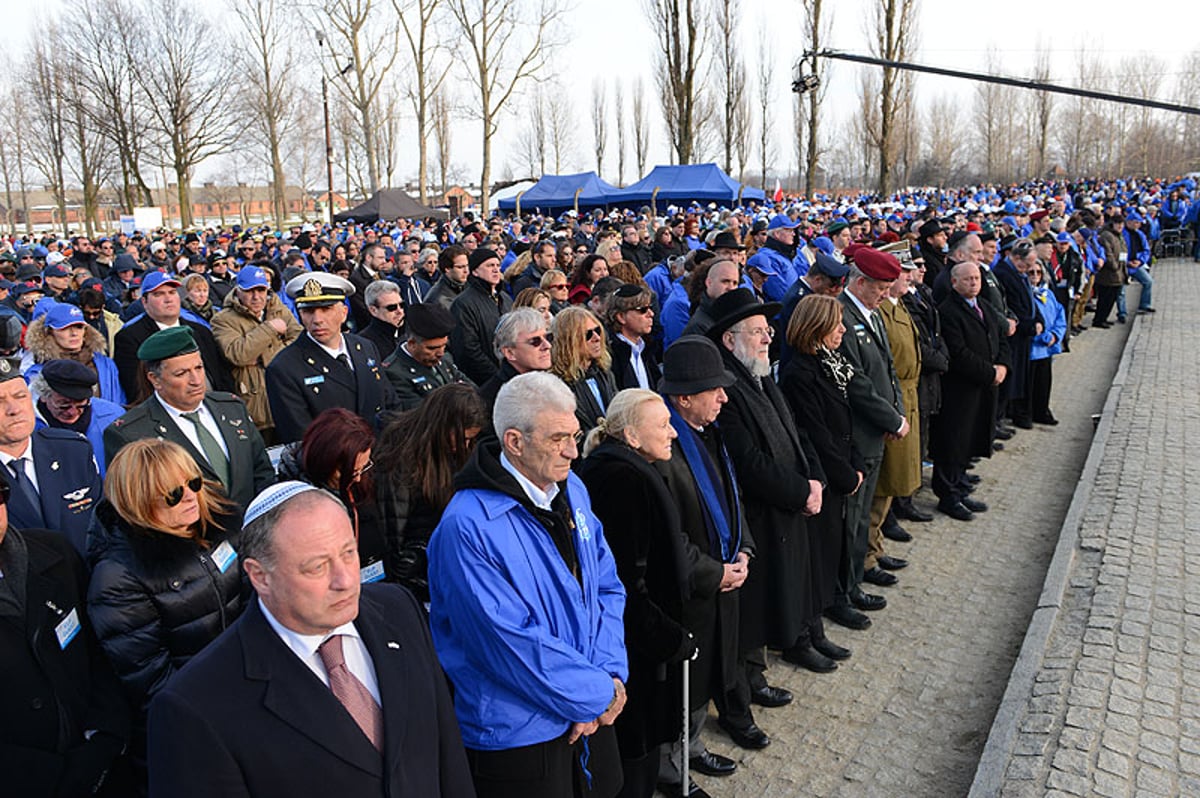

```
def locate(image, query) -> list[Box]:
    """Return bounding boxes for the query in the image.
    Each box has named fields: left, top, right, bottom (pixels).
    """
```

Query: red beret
left=1029, top=209, right=1049, bottom=222
left=851, top=247, right=901, bottom=281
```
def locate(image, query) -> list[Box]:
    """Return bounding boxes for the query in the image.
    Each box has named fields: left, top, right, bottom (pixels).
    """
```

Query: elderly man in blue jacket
left=429, top=371, right=628, bottom=798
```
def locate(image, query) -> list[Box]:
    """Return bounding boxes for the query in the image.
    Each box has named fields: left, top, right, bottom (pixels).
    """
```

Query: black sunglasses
left=165, top=476, right=204, bottom=507
left=585, top=326, right=604, bottom=341
left=378, top=302, right=402, bottom=312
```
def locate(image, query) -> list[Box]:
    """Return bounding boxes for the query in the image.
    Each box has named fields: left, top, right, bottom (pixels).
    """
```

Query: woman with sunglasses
left=275, top=407, right=387, bottom=583
left=539, top=268, right=571, bottom=314
left=86, top=438, right=241, bottom=789
left=550, top=305, right=618, bottom=435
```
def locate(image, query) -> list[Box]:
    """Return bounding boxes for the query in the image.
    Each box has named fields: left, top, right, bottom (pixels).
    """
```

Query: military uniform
left=265, top=333, right=391, bottom=443
left=103, top=392, right=275, bottom=517
left=382, top=345, right=472, bottom=411
left=4, top=428, right=101, bottom=555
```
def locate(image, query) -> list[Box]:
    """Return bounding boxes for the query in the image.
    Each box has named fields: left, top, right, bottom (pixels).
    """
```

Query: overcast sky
left=3, top=0, right=1198, bottom=188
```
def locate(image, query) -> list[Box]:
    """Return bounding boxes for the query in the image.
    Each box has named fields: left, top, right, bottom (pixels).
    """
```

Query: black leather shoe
left=992, top=441, right=1005, bottom=451
left=1012, top=417, right=1034, bottom=430
left=965, top=473, right=982, bottom=484
left=825, top=604, right=871, bottom=630
left=813, top=637, right=852, bottom=660
left=717, top=719, right=771, bottom=750
left=656, top=778, right=712, bottom=798
left=938, top=500, right=975, bottom=521
left=782, top=644, right=838, bottom=673
left=882, top=522, right=912, bottom=542
left=877, top=555, right=908, bottom=571
left=994, top=426, right=1015, bottom=440
left=690, top=751, right=737, bottom=777
left=893, top=501, right=933, bottom=522
left=863, top=566, right=897, bottom=587
left=850, top=588, right=887, bottom=611
left=750, top=685, right=793, bottom=708
left=961, top=496, right=988, bottom=513
left=1034, top=415, right=1059, bottom=426
left=1092, top=321, right=1112, bottom=329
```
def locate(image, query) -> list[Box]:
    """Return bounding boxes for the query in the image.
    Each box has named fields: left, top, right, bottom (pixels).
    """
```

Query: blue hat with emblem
left=44, top=302, right=87, bottom=330
left=237, top=266, right=270, bottom=290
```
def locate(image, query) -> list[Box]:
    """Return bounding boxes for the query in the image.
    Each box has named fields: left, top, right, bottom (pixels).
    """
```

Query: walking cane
left=680, top=656, right=690, bottom=795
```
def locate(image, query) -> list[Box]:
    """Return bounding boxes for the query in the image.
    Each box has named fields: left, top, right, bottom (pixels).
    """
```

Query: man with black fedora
left=917, top=219, right=949, bottom=287
left=105, top=327, right=275, bottom=520
left=654, top=335, right=754, bottom=797
left=266, top=272, right=393, bottom=444
left=707, top=290, right=841, bottom=679
left=830, top=247, right=909, bottom=630
left=382, top=302, right=472, bottom=411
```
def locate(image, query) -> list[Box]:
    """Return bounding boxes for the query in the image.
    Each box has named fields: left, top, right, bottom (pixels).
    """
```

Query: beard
left=732, top=336, right=771, bottom=378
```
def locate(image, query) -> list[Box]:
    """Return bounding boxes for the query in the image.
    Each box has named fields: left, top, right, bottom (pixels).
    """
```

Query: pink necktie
left=317, top=634, right=384, bottom=751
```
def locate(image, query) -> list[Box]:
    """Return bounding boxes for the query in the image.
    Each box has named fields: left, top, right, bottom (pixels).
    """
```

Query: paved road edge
left=967, top=312, right=1143, bottom=798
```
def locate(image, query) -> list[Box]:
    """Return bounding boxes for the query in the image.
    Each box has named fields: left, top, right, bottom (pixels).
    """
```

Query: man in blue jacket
left=429, top=371, right=628, bottom=798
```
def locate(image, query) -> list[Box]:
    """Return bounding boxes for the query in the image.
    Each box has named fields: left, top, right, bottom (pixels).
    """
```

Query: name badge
left=304, top=375, right=325, bottom=386
left=211, top=540, right=237, bottom=573
left=1118, top=252, right=1128, bottom=263
left=412, top=376, right=427, bottom=384
left=360, top=560, right=385, bottom=584
left=55, top=608, right=81, bottom=649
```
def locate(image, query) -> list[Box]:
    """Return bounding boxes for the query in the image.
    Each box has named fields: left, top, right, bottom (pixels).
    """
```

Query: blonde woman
left=550, top=305, right=617, bottom=434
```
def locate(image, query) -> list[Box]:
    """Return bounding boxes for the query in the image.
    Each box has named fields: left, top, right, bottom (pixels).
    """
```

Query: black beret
left=41, top=359, right=98, bottom=400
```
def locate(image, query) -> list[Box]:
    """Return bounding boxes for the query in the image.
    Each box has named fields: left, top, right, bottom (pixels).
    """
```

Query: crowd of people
left=0, top=172, right=1174, bottom=798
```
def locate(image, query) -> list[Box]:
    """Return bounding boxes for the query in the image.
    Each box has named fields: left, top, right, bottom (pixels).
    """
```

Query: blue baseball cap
left=141, top=270, right=181, bottom=294
left=766, top=214, right=801, bottom=231
left=1055, top=232, right=1073, bottom=244
left=1125, top=209, right=1144, bottom=223
left=42, top=262, right=71, bottom=279
left=44, top=302, right=87, bottom=329
left=237, top=266, right=270, bottom=290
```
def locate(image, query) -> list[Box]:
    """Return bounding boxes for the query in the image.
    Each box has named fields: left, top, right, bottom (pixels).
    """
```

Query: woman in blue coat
left=1029, top=261, right=1066, bottom=426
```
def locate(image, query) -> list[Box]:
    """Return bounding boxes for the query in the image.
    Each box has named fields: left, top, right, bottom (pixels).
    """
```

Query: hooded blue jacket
left=1031, top=285, right=1066, bottom=361
left=428, top=441, right=627, bottom=751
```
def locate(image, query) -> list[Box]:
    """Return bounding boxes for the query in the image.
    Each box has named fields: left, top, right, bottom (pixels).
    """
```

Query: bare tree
left=0, top=77, right=32, bottom=233
left=517, top=93, right=547, bottom=176
left=1029, top=42, right=1054, bottom=178
left=713, top=0, right=746, bottom=175
left=447, top=0, right=564, bottom=213
left=632, top=77, right=651, bottom=176
left=613, top=80, right=627, bottom=185
left=546, top=86, right=577, bottom=174
left=430, top=87, right=453, bottom=198
left=394, top=0, right=452, bottom=204
left=61, top=54, right=112, bottom=236
left=233, top=0, right=296, bottom=230
left=866, top=0, right=918, bottom=194
left=799, top=0, right=830, bottom=195
left=377, top=81, right=403, bottom=188
left=24, top=37, right=69, bottom=231
left=592, top=80, right=608, bottom=177
left=756, top=25, right=773, bottom=191
left=646, top=0, right=707, bottom=163
left=132, top=0, right=238, bottom=228
left=317, top=0, right=402, bottom=196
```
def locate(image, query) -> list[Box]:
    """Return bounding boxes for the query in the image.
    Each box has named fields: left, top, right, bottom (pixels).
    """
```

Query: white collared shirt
left=153, top=319, right=182, bottom=332
left=845, top=286, right=875, bottom=324
left=309, top=333, right=352, bottom=371
left=617, top=333, right=650, bottom=390
left=0, top=439, right=39, bottom=493
left=258, top=598, right=382, bottom=704
left=500, top=451, right=559, bottom=511
left=155, top=394, right=230, bottom=461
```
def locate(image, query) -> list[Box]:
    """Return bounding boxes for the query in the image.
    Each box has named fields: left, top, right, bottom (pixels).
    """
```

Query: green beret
left=137, top=326, right=199, bottom=361
left=826, top=220, right=849, bottom=235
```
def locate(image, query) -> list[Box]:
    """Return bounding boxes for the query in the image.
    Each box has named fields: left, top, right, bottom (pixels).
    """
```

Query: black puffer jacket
left=85, top=499, right=245, bottom=712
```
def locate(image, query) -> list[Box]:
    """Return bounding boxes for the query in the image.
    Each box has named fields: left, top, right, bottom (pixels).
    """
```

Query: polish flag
left=773, top=179, right=784, bottom=203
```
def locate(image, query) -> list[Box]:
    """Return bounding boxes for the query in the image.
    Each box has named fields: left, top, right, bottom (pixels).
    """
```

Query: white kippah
left=242, top=481, right=321, bottom=529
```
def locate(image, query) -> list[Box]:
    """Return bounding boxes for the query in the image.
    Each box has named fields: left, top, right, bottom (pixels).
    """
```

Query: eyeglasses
left=585, top=326, right=603, bottom=341
left=729, top=326, right=775, bottom=340
left=377, top=302, right=402, bottom=312
left=165, top=476, right=204, bottom=507
left=50, top=395, right=91, bottom=412
left=546, top=429, right=585, bottom=450
left=519, top=333, right=553, bottom=348
left=628, top=305, right=653, bottom=315
left=351, top=459, right=374, bottom=480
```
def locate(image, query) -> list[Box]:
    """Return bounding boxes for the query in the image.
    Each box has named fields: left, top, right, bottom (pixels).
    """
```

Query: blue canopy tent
left=608, top=163, right=766, bottom=211
left=496, top=171, right=619, bottom=214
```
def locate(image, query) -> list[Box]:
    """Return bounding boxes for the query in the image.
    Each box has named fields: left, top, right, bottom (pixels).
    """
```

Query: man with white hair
left=428, top=372, right=628, bottom=798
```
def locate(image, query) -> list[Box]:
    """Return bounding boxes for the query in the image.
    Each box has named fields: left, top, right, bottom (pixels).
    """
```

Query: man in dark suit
left=147, top=482, right=474, bottom=798
left=349, top=243, right=391, bottom=332
left=104, top=327, right=275, bottom=518
left=111, top=271, right=234, bottom=402
left=266, top=273, right=394, bottom=444
left=0, top=358, right=100, bottom=554
left=0, top=466, right=131, bottom=797
left=830, top=247, right=909, bottom=629
left=931, top=262, right=1010, bottom=521
left=382, top=303, right=472, bottom=411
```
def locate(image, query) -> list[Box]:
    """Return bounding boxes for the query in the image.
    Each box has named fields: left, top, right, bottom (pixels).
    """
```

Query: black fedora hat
left=658, top=335, right=737, bottom=396
left=706, top=288, right=781, bottom=340
left=710, top=230, right=745, bottom=250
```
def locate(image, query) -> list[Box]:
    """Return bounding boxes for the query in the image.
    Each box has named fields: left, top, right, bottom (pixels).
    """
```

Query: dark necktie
left=318, top=634, right=383, bottom=751
left=182, top=411, right=230, bottom=487
left=337, top=353, right=353, bottom=372
left=7, top=459, right=43, bottom=525
left=870, top=311, right=887, bottom=343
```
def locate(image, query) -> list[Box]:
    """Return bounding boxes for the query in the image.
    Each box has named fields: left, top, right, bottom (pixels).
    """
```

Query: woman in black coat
left=86, top=439, right=243, bottom=790
left=777, top=294, right=865, bottom=661
left=579, top=389, right=696, bottom=798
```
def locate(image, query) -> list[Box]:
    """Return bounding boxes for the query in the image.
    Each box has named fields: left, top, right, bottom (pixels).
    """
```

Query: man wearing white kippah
left=146, top=481, right=474, bottom=798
